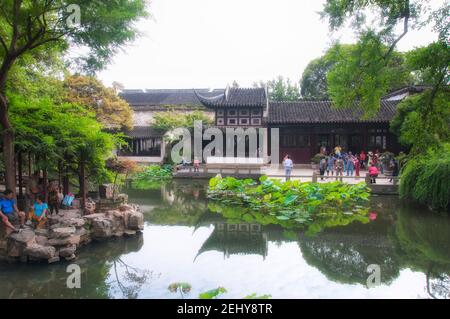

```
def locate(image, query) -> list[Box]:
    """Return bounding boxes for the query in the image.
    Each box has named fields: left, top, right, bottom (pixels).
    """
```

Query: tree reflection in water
left=125, top=181, right=450, bottom=299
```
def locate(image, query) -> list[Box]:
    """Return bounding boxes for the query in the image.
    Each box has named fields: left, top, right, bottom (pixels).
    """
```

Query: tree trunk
left=0, top=108, right=16, bottom=194
left=0, top=56, right=17, bottom=196
left=43, top=168, right=48, bottom=203
left=79, top=161, right=87, bottom=211
left=17, top=151, right=23, bottom=197
left=28, top=152, right=32, bottom=179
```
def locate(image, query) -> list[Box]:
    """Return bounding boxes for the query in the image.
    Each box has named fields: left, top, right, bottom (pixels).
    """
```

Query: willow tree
left=0, top=0, right=147, bottom=193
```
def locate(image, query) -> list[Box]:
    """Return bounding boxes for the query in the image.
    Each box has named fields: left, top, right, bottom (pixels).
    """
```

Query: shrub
left=131, top=165, right=173, bottom=189
left=400, top=144, right=450, bottom=211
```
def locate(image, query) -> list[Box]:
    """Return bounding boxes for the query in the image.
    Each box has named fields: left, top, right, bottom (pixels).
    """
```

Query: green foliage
left=300, top=54, right=335, bottom=100
left=400, top=145, right=450, bottom=211
left=311, top=153, right=326, bottom=164
left=152, top=110, right=213, bottom=132
left=253, top=76, right=300, bottom=101
left=9, top=92, right=119, bottom=184
left=320, top=0, right=447, bottom=117
left=131, top=165, right=173, bottom=190
left=326, top=34, right=412, bottom=116
left=243, top=293, right=272, bottom=299
left=63, top=75, right=134, bottom=130
left=198, top=287, right=227, bottom=299
left=301, top=43, right=411, bottom=102
left=208, top=176, right=371, bottom=234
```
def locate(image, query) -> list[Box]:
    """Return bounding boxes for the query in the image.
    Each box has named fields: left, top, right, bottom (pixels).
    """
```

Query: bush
left=400, top=145, right=450, bottom=211
left=131, top=165, right=173, bottom=189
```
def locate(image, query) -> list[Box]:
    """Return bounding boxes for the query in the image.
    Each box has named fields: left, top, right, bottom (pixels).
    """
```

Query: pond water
left=0, top=180, right=449, bottom=299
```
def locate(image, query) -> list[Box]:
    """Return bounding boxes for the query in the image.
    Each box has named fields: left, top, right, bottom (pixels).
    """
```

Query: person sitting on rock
left=0, top=189, right=26, bottom=234
left=27, top=195, right=49, bottom=229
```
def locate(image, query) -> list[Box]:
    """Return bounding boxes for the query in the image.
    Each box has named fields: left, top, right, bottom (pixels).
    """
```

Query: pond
left=0, top=180, right=449, bottom=299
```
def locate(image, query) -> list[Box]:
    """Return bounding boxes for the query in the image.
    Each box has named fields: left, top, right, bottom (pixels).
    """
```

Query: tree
left=63, top=75, right=134, bottom=130
left=152, top=110, right=213, bottom=132
left=9, top=91, right=120, bottom=209
left=0, top=0, right=147, bottom=193
left=320, top=0, right=448, bottom=115
left=390, top=42, right=450, bottom=153
left=253, top=76, right=300, bottom=101
left=300, top=44, right=411, bottom=100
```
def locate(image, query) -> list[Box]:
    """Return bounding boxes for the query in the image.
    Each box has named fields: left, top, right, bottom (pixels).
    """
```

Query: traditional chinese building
left=119, top=85, right=429, bottom=164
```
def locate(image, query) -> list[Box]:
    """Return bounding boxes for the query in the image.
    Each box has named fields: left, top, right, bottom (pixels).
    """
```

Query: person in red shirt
left=368, top=163, right=379, bottom=184
left=354, top=155, right=360, bottom=177
left=359, top=151, right=366, bottom=169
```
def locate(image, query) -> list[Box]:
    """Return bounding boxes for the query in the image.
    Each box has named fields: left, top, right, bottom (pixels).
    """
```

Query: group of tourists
left=283, top=146, right=399, bottom=184
left=0, top=179, right=65, bottom=234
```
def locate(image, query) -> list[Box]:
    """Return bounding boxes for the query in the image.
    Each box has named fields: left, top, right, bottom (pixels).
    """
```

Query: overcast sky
left=98, top=0, right=444, bottom=90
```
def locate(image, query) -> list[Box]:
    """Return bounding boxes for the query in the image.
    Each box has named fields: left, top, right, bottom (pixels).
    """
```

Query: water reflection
left=0, top=235, right=146, bottom=299
left=126, top=180, right=450, bottom=298
left=1, top=180, right=449, bottom=299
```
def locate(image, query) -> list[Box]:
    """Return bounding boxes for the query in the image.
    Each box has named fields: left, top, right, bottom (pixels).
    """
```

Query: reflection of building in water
left=196, top=218, right=268, bottom=260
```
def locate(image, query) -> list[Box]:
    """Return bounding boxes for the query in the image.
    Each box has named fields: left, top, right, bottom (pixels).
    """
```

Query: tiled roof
left=381, top=85, right=432, bottom=100
left=195, top=87, right=267, bottom=108
left=268, top=100, right=400, bottom=124
left=120, top=89, right=224, bottom=107
left=124, top=126, right=164, bottom=138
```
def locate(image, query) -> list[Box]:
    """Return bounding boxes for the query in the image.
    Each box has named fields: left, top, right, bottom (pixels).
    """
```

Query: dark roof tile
left=120, top=89, right=224, bottom=107
left=268, top=100, right=399, bottom=124
left=196, top=87, right=267, bottom=108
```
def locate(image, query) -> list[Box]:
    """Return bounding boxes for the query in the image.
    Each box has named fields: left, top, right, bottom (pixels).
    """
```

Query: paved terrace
left=174, top=165, right=399, bottom=195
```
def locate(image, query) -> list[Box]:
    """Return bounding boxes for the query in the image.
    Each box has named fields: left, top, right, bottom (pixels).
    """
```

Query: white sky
left=98, top=0, right=445, bottom=90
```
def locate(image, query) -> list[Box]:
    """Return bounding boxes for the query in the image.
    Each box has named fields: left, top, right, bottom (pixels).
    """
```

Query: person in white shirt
left=283, top=155, right=294, bottom=181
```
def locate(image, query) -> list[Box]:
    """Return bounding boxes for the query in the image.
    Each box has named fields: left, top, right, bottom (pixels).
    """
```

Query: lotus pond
left=0, top=179, right=449, bottom=299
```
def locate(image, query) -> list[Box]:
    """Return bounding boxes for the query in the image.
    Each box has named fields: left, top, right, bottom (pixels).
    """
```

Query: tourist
left=283, top=155, right=293, bottom=181
left=335, top=156, right=344, bottom=181
left=326, top=155, right=335, bottom=176
left=389, top=158, right=399, bottom=183
left=0, top=189, right=26, bottom=233
left=368, top=163, right=379, bottom=184
left=319, top=157, right=327, bottom=181
left=354, top=154, right=360, bottom=177
left=359, top=151, right=366, bottom=169
left=193, top=158, right=200, bottom=172
left=345, top=152, right=355, bottom=176
left=27, top=195, right=49, bottom=229
left=48, top=182, right=61, bottom=215
left=367, top=151, right=374, bottom=167
left=334, top=145, right=342, bottom=157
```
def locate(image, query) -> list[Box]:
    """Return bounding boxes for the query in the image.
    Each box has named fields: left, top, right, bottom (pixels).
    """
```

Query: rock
left=59, top=245, right=77, bottom=258
left=50, top=227, right=76, bottom=239
left=35, top=235, right=48, bottom=246
left=124, top=230, right=137, bottom=236
left=64, top=254, right=77, bottom=261
left=35, top=228, right=49, bottom=237
left=48, top=235, right=80, bottom=246
left=99, top=184, right=118, bottom=200
left=8, top=229, right=35, bottom=245
left=47, top=256, right=60, bottom=264
left=60, top=218, right=85, bottom=228
left=76, top=228, right=91, bottom=245
left=128, top=211, right=144, bottom=231
left=7, top=229, right=36, bottom=257
left=25, top=244, right=56, bottom=260
left=91, top=217, right=113, bottom=239
left=85, top=200, right=96, bottom=215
